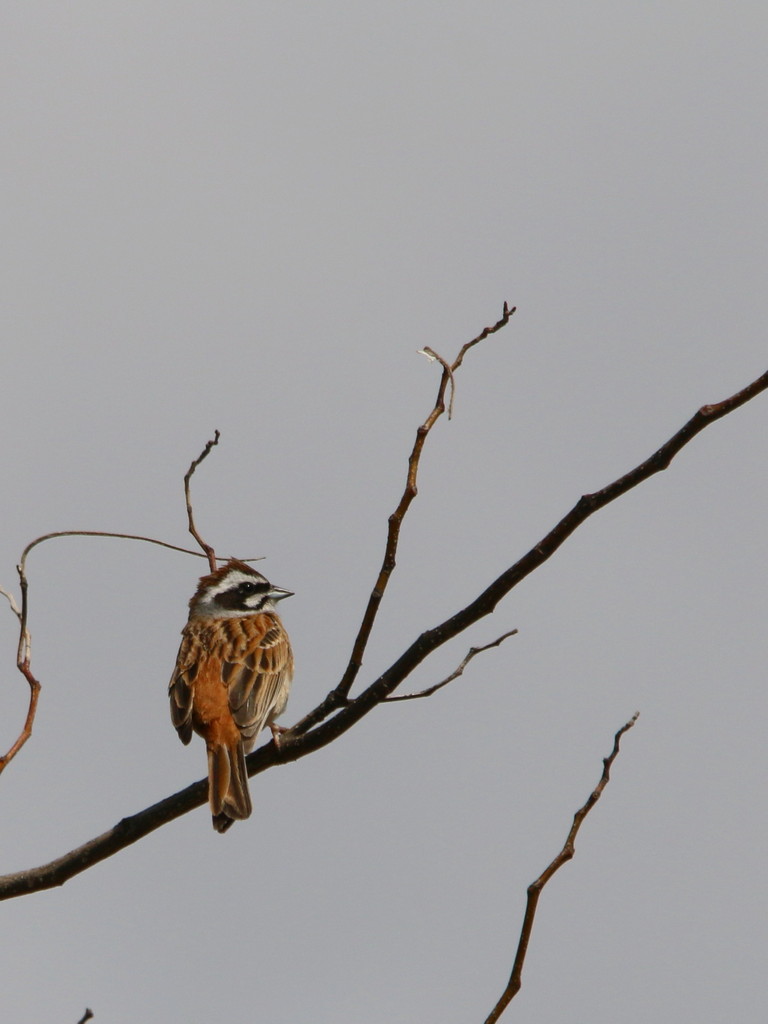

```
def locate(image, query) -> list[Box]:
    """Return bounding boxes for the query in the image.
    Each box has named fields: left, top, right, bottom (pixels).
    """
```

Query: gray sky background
left=2, top=3, right=766, bottom=1022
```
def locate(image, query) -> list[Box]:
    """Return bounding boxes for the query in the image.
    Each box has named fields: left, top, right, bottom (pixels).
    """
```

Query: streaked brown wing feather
left=221, top=615, right=293, bottom=751
left=168, top=630, right=198, bottom=745
left=235, top=663, right=292, bottom=750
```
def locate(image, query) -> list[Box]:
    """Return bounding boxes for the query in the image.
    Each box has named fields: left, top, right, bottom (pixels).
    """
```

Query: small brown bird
left=168, top=559, right=294, bottom=832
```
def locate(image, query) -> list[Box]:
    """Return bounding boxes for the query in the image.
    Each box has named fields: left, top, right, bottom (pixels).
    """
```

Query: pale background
left=2, top=3, right=767, bottom=1022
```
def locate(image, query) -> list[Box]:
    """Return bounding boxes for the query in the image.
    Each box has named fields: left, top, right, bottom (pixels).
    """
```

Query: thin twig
left=0, top=587, right=22, bottom=627
left=75, top=1010, right=94, bottom=1024
left=314, top=303, right=515, bottom=720
left=2, top=438, right=225, bottom=777
left=2, top=528, right=247, bottom=772
left=419, top=347, right=458, bottom=419
left=3, top=524, right=227, bottom=773
left=19, top=531, right=218, bottom=576
left=0, top=668, right=40, bottom=774
left=184, top=431, right=221, bottom=572
left=385, top=629, right=518, bottom=701
left=0, top=573, right=39, bottom=775
left=483, top=712, right=639, bottom=1023
left=456, top=300, right=515, bottom=370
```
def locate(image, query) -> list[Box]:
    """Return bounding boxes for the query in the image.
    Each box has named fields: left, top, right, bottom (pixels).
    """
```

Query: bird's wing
left=213, top=615, right=294, bottom=750
left=168, top=629, right=199, bottom=745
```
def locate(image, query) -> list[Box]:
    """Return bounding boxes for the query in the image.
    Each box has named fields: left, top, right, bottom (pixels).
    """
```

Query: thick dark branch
left=0, top=775, right=210, bottom=898
left=292, top=365, right=768, bottom=747
left=0, top=367, right=765, bottom=898
left=184, top=430, right=220, bottom=572
left=0, top=733, right=318, bottom=898
left=385, top=629, right=518, bottom=701
left=75, top=1009, right=94, bottom=1024
left=483, top=713, right=639, bottom=1023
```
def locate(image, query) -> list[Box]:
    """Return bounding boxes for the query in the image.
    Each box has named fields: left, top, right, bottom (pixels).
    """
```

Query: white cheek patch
left=196, top=604, right=271, bottom=620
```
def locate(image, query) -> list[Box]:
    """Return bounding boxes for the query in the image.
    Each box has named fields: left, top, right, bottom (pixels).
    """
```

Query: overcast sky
left=2, top=3, right=766, bottom=1022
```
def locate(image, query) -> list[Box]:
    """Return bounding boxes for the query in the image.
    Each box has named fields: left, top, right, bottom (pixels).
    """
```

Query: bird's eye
left=238, top=582, right=258, bottom=596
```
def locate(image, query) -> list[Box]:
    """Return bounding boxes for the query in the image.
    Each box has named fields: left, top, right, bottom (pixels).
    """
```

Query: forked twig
left=301, top=303, right=516, bottom=728
left=184, top=430, right=221, bottom=572
left=385, top=629, right=518, bottom=701
left=483, top=712, right=640, bottom=1023
left=419, top=347, right=458, bottom=418
left=416, top=296, right=514, bottom=420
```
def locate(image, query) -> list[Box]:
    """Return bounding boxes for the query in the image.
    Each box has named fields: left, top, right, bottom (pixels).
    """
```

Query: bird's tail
left=207, top=739, right=252, bottom=833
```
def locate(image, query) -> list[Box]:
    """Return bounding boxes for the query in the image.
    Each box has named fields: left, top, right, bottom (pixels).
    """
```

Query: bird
left=168, top=558, right=294, bottom=832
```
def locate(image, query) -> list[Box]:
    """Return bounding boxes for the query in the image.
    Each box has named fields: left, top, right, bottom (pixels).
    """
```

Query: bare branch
left=0, top=667, right=40, bottom=776
left=0, top=586, right=21, bottom=613
left=385, top=629, right=518, bottom=701
left=329, top=303, right=516, bottom=713
left=2, top=526, right=244, bottom=773
left=3, top=523, right=227, bottom=774
left=75, top=1010, right=94, bottom=1024
left=0, top=571, right=39, bottom=775
left=419, top=347, right=457, bottom=418
left=184, top=430, right=221, bottom=572
left=0, top=581, right=27, bottom=667
left=1, top=437, right=232, bottom=780
left=483, top=712, right=639, bottom=1023
left=19, top=531, right=218, bottom=575
left=294, top=365, right=767, bottom=745
left=0, top=586, right=22, bottom=628
left=0, top=360, right=765, bottom=898
left=456, top=299, right=515, bottom=370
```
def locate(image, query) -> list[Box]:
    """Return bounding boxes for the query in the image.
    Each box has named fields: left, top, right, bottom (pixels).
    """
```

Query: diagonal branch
left=384, top=629, right=518, bottom=701
left=0, top=363, right=765, bottom=897
left=483, top=712, right=639, bottom=1023
left=302, top=303, right=516, bottom=730
left=184, top=430, right=221, bottom=572
left=293, top=363, right=768, bottom=743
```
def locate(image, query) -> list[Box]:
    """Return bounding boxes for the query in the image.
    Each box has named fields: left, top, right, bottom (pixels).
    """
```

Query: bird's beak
left=269, top=587, right=294, bottom=601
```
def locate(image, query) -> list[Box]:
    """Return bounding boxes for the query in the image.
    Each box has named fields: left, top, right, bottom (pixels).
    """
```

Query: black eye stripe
left=235, top=581, right=268, bottom=596
left=210, top=577, right=271, bottom=612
